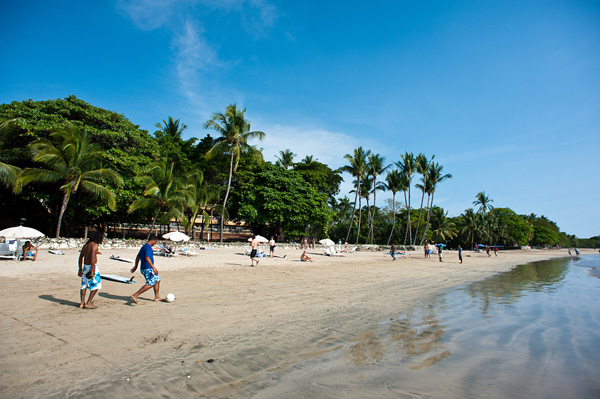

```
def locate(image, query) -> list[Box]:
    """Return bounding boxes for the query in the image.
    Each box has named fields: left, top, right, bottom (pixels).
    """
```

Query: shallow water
left=51, top=256, right=600, bottom=398
left=247, top=256, right=600, bottom=398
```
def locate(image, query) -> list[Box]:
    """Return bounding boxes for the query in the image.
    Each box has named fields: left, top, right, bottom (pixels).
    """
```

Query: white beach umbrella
left=162, top=231, right=190, bottom=242
left=319, top=238, right=335, bottom=247
left=0, top=225, right=45, bottom=239
left=248, top=235, right=269, bottom=243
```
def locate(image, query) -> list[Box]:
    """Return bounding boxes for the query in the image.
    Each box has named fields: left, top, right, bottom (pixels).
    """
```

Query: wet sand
left=0, top=246, right=585, bottom=398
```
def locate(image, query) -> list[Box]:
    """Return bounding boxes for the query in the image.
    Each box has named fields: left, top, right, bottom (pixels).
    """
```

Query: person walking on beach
left=130, top=233, right=163, bottom=303
left=390, top=244, right=397, bottom=261
left=269, top=236, right=275, bottom=258
left=458, top=245, right=463, bottom=264
left=78, top=231, right=103, bottom=309
left=250, top=235, right=260, bottom=266
left=568, top=248, right=572, bottom=257
left=438, top=245, right=443, bottom=262
left=494, top=247, right=498, bottom=257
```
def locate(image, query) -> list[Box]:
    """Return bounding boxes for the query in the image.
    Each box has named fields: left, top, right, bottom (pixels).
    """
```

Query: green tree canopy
left=237, top=163, right=332, bottom=239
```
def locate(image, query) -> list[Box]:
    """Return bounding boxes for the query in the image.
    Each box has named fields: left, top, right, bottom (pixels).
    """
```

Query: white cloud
left=119, top=0, right=278, bottom=117
left=116, top=0, right=179, bottom=30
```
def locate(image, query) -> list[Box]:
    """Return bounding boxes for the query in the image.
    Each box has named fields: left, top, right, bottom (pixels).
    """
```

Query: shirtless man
left=78, top=231, right=104, bottom=309
left=250, top=235, right=260, bottom=266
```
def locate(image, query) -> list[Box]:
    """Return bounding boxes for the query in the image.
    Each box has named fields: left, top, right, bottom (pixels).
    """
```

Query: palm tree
left=359, top=176, right=373, bottom=244
left=301, top=155, right=315, bottom=164
left=413, top=153, right=434, bottom=244
left=420, top=162, right=452, bottom=245
left=396, top=152, right=416, bottom=244
left=155, top=116, right=188, bottom=139
left=128, top=158, right=187, bottom=239
left=177, top=170, right=220, bottom=239
left=473, top=191, right=494, bottom=214
left=18, top=124, right=123, bottom=238
left=204, top=104, right=265, bottom=242
left=341, top=147, right=371, bottom=244
left=384, top=169, right=405, bottom=245
left=460, top=208, right=480, bottom=249
left=366, top=153, right=389, bottom=244
left=0, top=119, right=22, bottom=189
left=275, top=149, right=296, bottom=169
left=427, top=207, right=457, bottom=243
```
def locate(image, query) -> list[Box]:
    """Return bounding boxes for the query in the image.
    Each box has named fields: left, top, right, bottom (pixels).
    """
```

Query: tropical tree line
left=0, top=96, right=584, bottom=246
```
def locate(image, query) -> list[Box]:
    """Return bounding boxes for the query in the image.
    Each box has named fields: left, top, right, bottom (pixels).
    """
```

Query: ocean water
left=52, top=256, right=600, bottom=398
left=246, top=256, right=600, bottom=398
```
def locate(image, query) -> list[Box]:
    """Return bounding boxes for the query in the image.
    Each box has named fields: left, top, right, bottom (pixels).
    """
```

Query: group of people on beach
left=78, top=232, right=163, bottom=309
left=249, top=234, right=308, bottom=266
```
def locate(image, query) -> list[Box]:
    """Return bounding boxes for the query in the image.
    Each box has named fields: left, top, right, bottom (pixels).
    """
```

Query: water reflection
left=465, top=257, right=568, bottom=312
left=349, top=257, right=572, bottom=371
left=387, top=304, right=451, bottom=370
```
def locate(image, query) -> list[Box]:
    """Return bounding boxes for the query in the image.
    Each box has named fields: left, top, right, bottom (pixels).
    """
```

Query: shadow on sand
left=39, top=294, right=80, bottom=308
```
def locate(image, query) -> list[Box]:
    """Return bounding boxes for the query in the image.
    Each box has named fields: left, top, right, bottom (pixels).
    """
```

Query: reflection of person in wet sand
left=130, top=234, right=163, bottom=304
left=78, top=231, right=103, bottom=309
left=300, top=251, right=313, bottom=262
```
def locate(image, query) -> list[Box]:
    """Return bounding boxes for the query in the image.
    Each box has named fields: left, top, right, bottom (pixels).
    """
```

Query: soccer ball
left=165, top=293, right=176, bottom=303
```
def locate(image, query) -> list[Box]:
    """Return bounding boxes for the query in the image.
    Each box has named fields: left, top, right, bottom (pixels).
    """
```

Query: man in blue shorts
left=130, top=233, right=163, bottom=304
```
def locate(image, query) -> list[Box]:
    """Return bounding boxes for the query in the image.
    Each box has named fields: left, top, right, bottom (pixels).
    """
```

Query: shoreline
left=0, top=247, right=587, bottom=397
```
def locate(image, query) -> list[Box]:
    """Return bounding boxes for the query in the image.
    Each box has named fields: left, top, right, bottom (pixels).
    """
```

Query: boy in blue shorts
left=78, top=231, right=104, bottom=309
left=130, top=234, right=163, bottom=304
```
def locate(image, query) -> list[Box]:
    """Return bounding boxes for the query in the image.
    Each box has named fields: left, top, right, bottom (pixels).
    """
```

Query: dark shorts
left=250, top=249, right=257, bottom=258
left=270, top=245, right=275, bottom=252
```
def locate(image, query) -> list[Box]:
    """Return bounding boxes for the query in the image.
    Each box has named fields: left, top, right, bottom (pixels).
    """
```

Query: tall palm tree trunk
left=365, top=196, right=371, bottom=244
left=355, top=180, right=362, bottom=244
left=420, top=192, right=435, bottom=245
left=387, top=192, right=397, bottom=245
left=402, top=191, right=408, bottom=244
left=56, top=191, right=71, bottom=238
left=413, top=190, right=426, bottom=245
left=407, top=187, right=412, bottom=245
left=220, top=152, right=235, bottom=243
left=370, top=180, right=377, bottom=244
left=147, top=208, right=162, bottom=240
left=345, top=189, right=359, bottom=243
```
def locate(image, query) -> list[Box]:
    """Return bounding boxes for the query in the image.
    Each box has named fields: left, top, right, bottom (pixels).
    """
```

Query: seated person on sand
left=160, top=243, right=174, bottom=254
left=300, top=251, right=313, bottom=262
left=22, top=241, right=38, bottom=261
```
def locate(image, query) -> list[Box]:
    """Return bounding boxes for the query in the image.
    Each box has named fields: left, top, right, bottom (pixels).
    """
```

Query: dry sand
left=0, top=245, right=583, bottom=398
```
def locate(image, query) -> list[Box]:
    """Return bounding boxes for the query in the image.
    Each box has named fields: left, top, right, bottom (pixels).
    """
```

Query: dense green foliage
left=0, top=96, right=592, bottom=243
left=237, top=163, right=332, bottom=239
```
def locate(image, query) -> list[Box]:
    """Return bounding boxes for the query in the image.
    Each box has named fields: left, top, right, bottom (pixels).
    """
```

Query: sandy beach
left=0, top=245, right=585, bottom=398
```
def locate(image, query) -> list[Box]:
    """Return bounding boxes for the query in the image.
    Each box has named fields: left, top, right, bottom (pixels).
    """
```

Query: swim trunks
left=250, top=249, right=257, bottom=258
left=81, top=264, right=102, bottom=290
left=141, top=267, right=161, bottom=286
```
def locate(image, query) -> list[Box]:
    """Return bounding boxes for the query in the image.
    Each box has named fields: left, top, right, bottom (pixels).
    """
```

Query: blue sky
left=1, top=1, right=599, bottom=238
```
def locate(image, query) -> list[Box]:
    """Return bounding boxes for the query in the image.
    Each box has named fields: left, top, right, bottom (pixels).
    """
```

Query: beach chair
left=244, top=246, right=252, bottom=255
left=154, top=244, right=176, bottom=257
left=179, top=248, right=198, bottom=257
left=324, top=246, right=343, bottom=256
left=0, top=241, right=17, bottom=260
